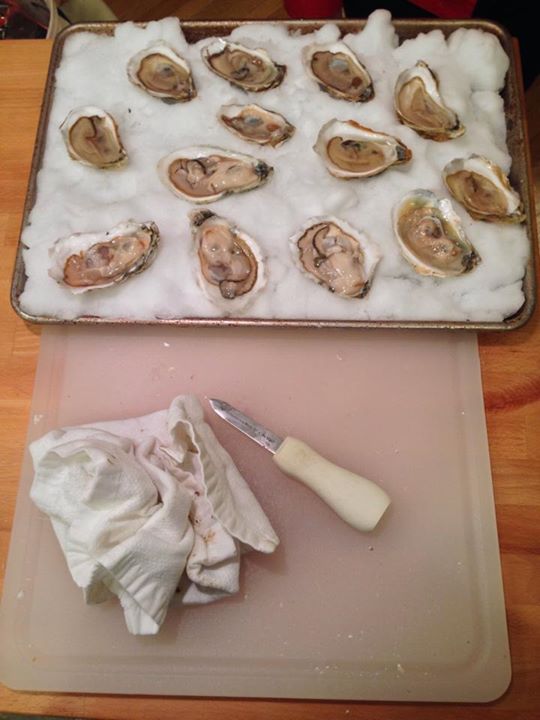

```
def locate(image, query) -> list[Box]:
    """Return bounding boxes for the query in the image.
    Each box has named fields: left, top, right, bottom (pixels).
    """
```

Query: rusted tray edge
left=10, top=18, right=537, bottom=332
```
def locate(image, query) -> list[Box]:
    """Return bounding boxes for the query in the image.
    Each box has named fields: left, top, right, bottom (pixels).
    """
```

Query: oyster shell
left=60, top=107, right=127, bottom=169
left=202, top=39, right=286, bottom=91
left=290, top=217, right=381, bottom=298
left=302, top=42, right=374, bottom=103
left=49, top=220, right=159, bottom=293
left=393, top=190, right=480, bottom=277
left=190, top=209, right=265, bottom=311
left=219, top=103, right=294, bottom=147
left=158, top=146, right=272, bottom=203
left=443, top=154, right=525, bottom=223
left=127, top=42, right=196, bottom=103
left=314, top=119, right=412, bottom=179
left=394, top=61, right=464, bottom=141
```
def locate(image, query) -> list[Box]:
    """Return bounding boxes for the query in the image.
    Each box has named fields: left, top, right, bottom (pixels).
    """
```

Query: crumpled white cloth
left=29, top=395, right=279, bottom=635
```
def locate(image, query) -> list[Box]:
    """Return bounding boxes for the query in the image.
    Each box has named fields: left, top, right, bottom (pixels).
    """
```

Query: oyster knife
left=209, top=398, right=390, bottom=532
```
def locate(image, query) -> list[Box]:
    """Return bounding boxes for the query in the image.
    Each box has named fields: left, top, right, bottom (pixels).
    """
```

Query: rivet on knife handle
left=273, top=437, right=390, bottom=532
left=209, top=399, right=390, bottom=532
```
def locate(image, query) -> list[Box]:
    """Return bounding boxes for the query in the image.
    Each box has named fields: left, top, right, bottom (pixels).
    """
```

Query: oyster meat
left=290, top=217, right=381, bottom=298
left=127, top=42, right=196, bottom=103
left=219, top=104, right=294, bottom=147
left=49, top=220, right=159, bottom=293
left=190, top=209, right=265, bottom=311
left=202, top=39, right=286, bottom=91
left=394, top=61, right=464, bottom=141
left=314, top=119, right=412, bottom=178
left=60, top=107, right=127, bottom=169
left=393, top=190, right=480, bottom=277
left=443, top=155, right=525, bottom=223
left=302, top=42, right=373, bottom=102
left=158, top=147, right=272, bottom=203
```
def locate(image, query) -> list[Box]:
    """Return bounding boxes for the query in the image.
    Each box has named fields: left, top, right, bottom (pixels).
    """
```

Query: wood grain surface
left=0, top=29, right=539, bottom=720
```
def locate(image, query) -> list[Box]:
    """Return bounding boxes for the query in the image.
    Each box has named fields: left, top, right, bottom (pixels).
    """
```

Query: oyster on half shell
left=202, top=39, right=286, bottom=91
left=219, top=104, right=295, bottom=147
left=49, top=220, right=159, bottom=293
left=60, top=107, right=127, bottom=169
left=190, top=209, right=265, bottom=312
left=314, top=119, right=412, bottom=178
left=394, top=61, right=464, bottom=141
left=290, top=217, right=381, bottom=298
left=302, top=42, right=374, bottom=103
left=127, top=42, right=196, bottom=103
left=393, top=190, right=480, bottom=277
left=443, top=155, right=525, bottom=223
left=158, top=147, right=272, bottom=203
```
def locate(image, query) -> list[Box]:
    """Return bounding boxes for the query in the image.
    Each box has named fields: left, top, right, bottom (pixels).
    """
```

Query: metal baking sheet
left=10, top=19, right=537, bottom=330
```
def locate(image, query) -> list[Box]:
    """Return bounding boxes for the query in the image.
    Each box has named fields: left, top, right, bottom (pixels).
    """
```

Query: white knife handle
left=273, top=437, right=390, bottom=532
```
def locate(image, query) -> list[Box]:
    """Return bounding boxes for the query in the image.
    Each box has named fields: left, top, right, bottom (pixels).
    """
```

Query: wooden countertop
left=0, top=39, right=539, bottom=720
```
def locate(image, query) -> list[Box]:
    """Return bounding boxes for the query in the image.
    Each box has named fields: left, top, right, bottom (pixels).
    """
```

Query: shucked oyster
left=202, top=39, right=286, bottom=92
left=219, top=104, right=294, bottom=147
left=158, top=146, right=272, bottom=203
left=60, top=107, right=127, bottom=169
left=394, top=61, right=464, bottom=141
left=393, top=190, right=479, bottom=277
left=190, top=209, right=265, bottom=312
left=127, top=42, right=196, bottom=103
left=314, top=119, right=412, bottom=178
left=290, top=217, right=381, bottom=298
left=49, top=220, right=159, bottom=293
left=443, top=155, right=525, bottom=223
left=302, top=42, right=374, bottom=103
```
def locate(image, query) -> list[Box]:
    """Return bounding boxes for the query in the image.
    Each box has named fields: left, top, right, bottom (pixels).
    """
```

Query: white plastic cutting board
left=0, top=326, right=510, bottom=701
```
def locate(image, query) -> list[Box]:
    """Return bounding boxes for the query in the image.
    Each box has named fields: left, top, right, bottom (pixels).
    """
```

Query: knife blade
left=209, top=398, right=390, bottom=532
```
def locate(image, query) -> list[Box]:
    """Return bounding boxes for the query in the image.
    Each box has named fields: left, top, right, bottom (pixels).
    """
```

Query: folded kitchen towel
left=29, top=395, right=279, bottom=635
